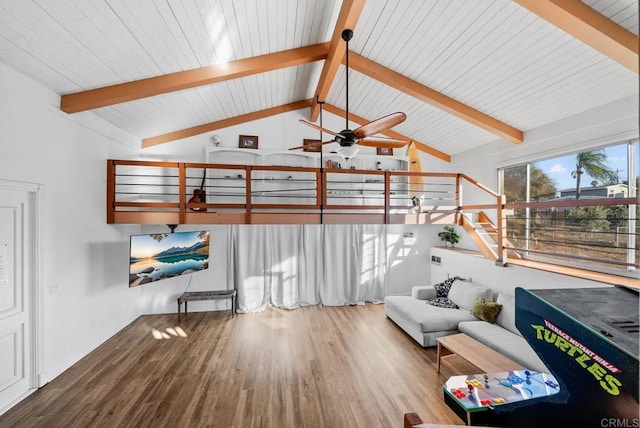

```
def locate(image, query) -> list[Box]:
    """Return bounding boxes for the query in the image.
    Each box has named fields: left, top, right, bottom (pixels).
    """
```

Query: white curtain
left=228, top=224, right=388, bottom=313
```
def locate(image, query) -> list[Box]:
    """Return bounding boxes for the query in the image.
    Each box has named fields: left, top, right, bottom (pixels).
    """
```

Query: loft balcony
left=107, top=159, right=503, bottom=230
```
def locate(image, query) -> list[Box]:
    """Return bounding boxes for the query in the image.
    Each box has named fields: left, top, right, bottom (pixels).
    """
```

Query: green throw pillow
left=472, top=297, right=502, bottom=323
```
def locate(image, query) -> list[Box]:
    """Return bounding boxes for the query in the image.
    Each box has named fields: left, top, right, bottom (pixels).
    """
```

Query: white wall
left=0, top=63, right=143, bottom=381
left=429, top=247, right=613, bottom=297
left=386, top=224, right=448, bottom=295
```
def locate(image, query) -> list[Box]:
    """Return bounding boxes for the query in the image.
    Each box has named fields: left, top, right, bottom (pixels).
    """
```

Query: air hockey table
left=441, top=285, right=638, bottom=427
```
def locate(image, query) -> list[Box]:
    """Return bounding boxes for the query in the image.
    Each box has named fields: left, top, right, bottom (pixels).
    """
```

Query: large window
left=499, top=140, right=638, bottom=275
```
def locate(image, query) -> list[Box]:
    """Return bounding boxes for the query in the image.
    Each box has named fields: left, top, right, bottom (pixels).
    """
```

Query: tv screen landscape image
left=129, top=230, right=210, bottom=287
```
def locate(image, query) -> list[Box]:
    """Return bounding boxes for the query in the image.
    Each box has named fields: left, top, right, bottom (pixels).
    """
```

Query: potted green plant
left=438, top=226, right=459, bottom=247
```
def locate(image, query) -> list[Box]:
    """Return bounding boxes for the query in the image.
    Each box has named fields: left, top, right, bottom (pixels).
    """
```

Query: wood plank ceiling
left=0, top=0, right=637, bottom=160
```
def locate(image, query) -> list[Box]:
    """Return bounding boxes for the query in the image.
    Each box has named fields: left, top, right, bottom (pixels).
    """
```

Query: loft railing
left=106, top=159, right=502, bottom=229
left=456, top=174, right=507, bottom=262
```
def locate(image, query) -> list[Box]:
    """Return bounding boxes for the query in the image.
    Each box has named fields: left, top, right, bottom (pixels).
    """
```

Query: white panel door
left=0, top=188, right=31, bottom=410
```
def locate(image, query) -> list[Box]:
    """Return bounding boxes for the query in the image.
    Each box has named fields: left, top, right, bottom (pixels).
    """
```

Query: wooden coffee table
left=436, top=333, right=523, bottom=373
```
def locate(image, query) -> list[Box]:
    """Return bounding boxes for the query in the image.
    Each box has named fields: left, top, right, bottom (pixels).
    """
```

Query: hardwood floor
left=0, top=304, right=473, bottom=428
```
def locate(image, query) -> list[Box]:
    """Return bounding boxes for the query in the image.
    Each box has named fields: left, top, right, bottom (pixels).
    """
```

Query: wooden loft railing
left=106, top=159, right=505, bottom=233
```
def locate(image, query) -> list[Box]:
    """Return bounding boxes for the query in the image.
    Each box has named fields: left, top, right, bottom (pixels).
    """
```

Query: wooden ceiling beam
left=309, top=0, right=366, bottom=121
left=323, top=103, right=451, bottom=163
left=142, top=99, right=313, bottom=148
left=515, top=0, right=638, bottom=73
left=61, top=44, right=329, bottom=113
left=346, top=52, right=524, bottom=144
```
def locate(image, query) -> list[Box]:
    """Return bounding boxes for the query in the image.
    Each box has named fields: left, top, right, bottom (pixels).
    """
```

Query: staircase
left=460, top=211, right=522, bottom=263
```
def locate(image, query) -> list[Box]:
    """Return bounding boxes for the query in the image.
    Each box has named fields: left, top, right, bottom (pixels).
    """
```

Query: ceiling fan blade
left=288, top=140, right=335, bottom=151
left=299, top=119, right=342, bottom=137
left=362, top=135, right=406, bottom=142
left=357, top=139, right=408, bottom=149
left=353, top=112, right=406, bottom=139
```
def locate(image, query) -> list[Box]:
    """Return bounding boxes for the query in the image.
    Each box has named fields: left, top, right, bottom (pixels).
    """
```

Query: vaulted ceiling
left=0, top=0, right=637, bottom=161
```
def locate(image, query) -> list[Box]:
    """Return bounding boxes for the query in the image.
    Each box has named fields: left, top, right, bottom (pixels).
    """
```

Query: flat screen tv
left=129, top=230, right=210, bottom=287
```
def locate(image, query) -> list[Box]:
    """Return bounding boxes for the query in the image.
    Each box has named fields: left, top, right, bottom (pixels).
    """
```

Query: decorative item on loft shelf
left=411, top=195, right=423, bottom=210
left=303, top=139, right=322, bottom=152
left=377, top=147, right=393, bottom=156
left=239, top=135, right=259, bottom=149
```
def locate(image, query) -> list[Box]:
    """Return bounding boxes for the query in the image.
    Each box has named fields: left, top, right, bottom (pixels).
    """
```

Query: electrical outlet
left=431, top=255, right=441, bottom=265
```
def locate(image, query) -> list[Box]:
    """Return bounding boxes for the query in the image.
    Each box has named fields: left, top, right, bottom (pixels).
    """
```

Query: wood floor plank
left=0, top=304, right=467, bottom=427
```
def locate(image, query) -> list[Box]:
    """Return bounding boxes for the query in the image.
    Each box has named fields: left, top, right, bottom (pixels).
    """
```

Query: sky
left=533, top=142, right=637, bottom=192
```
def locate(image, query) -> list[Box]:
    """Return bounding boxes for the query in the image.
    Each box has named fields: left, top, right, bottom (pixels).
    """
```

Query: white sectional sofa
left=384, top=279, right=548, bottom=373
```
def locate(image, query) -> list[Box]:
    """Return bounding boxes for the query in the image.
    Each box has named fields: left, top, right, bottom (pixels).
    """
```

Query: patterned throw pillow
left=425, top=297, right=459, bottom=309
left=433, top=277, right=458, bottom=297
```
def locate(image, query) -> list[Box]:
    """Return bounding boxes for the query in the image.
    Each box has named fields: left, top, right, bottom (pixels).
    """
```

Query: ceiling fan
left=290, top=29, right=408, bottom=159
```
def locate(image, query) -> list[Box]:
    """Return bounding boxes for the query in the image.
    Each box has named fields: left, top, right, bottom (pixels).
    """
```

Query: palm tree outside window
left=571, top=150, right=617, bottom=200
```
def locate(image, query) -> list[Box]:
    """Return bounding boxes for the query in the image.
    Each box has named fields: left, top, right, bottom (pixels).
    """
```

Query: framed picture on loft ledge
left=239, top=135, right=259, bottom=149
left=377, top=147, right=393, bottom=156
left=303, top=139, right=321, bottom=152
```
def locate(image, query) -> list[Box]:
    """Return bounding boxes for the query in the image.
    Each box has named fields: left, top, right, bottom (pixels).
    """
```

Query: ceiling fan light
left=337, top=146, right=359, bottom=160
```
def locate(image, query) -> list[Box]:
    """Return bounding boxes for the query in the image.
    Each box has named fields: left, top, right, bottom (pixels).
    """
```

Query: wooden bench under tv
left=177, top=290, right=236, bottom=322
